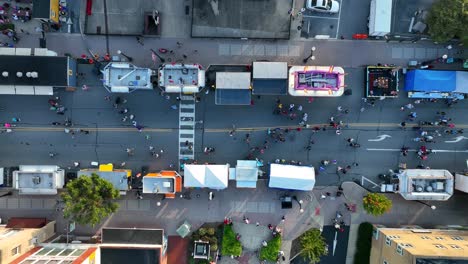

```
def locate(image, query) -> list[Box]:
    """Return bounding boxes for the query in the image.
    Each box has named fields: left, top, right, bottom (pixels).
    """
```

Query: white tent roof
left=216, top=72, right=251, bottom=89
left=184, top=164, right=229, bottom=189
left=269, top=164, right=315, bottom=191
left=253, top=62, right=288, bottom=79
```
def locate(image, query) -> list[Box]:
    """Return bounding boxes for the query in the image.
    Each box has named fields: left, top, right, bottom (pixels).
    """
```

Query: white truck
left=368, top=0, right=392, bottom=37
left=454, top=160, right=468, bottom=193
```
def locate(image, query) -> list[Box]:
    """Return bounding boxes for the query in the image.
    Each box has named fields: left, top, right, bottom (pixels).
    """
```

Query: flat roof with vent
left=0, top=55, right=70, bottom=86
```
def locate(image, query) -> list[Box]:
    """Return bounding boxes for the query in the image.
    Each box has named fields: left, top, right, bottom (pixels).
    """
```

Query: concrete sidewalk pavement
left=14, top=33, right=467, bottom=70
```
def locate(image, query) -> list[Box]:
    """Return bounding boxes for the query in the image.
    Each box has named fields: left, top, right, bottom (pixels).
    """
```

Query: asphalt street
left=0, top=62, right=466, bottom=186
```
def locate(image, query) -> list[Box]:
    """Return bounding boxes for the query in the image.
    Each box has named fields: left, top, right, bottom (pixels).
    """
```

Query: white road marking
left=368, top=135, right=392, bottom=142
left=335, top=0, right=343, bottom=39
left=445, top=136, right=468, bottom=143
left=366, top=148, right=468, bottom=153
left=302, top=15, right=339, bottom=19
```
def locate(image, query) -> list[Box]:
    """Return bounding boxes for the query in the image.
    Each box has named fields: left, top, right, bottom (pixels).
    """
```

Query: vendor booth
left=252, top=62, right=288, bottom=95
left=404, top=70, right=467, bottom=99
left=184, top=164, right=229, bottom=189
left=229, top=160, right=259, bottom=188
left=268, top=164, right=315, bottom=191
left=365, top=66, right=399, bottom=98
left=215, top=72, right=251, bottom=105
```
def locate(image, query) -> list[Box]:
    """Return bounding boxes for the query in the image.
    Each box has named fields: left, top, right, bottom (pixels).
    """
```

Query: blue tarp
left=405, top=70, right=456, bottom=92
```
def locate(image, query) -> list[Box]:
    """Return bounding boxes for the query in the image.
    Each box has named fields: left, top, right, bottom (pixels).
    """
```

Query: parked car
left=306, top=0, right=340, bottom=13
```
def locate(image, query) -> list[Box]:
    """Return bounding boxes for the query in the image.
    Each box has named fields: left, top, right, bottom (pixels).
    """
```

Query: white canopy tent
left=269, top=164, right=315, bottom=191
left=184, top=164, right=229, bottom=189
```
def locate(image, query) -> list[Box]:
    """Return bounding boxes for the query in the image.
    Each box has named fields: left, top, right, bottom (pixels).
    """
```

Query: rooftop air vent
left=16, top=72, right=23, bottom=77
left=2, top=71, right=8, bottom=77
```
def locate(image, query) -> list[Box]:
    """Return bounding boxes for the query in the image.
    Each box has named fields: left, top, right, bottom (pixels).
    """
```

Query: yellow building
left=0, top=218, right=55, bottom=264
left=370, top=226, right=468, bottom=264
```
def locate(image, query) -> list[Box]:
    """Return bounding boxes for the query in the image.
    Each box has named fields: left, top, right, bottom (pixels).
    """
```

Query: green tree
left=61, top=173, right=120, bottom=227
left=426, top=0, right=468, bottom=46
left=362, top=193, right=392, bottom=216
left=259, top=234, right=282, bottom=261
left=293, top=228, right=328, bottom=264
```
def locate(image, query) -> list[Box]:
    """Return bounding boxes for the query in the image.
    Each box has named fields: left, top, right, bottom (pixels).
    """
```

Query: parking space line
left=302, top=15, right=339, bottom=20
left=335, top=2, right=343, bottom=38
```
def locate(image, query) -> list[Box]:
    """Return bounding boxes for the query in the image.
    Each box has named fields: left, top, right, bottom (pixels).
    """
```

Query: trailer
left=368, top=0, right=392, bottom=37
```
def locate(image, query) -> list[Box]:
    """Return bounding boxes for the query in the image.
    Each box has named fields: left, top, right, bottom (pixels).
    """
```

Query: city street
left=0, top=62, right=466, bottom=185
left=0, top=1, right=467, bottom=263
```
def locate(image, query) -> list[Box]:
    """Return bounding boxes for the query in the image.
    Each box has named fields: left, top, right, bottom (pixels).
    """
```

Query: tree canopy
left=362, top=193, right=392, bottom=216
left=299, top=228, right=328, bottom=264
left=426, top=0, right=468, bottom=46
left=61, top=173, right=120, bottom=227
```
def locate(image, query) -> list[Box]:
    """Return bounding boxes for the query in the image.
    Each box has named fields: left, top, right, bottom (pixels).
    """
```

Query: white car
left=306, top=0, right=340, bottom=13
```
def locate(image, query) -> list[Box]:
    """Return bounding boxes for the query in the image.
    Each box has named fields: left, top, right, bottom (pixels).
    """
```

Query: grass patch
left=353, top=222, right=373, bottom=264
left=221, top=224, right=242, bottom=257
left=259, top=235, right=282, bottom=261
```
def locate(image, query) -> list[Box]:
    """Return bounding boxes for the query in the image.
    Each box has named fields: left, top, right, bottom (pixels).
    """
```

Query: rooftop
left=142, top=177, right=175, bottom=194
left=159, top=64, right=205, bottom=93
left=376, top=228, right=468, bottom=258
left=14, top=246, right=96, bottom=264
left=6, top=218, right=48, bottom=229
left=101, top=247, right=160, bottom=264
left=102, top=62, right=154, bottom=93
left=398, top=169, right=454, bottom=201
left=0, top=55, right=69, bottom=86
left=102, top=228, right=163, bottom=245
left=13, top=166, right=65, bottom=195
left=253, top=62, right=288, bottom=79
left=78, top=170, right=129, bottom=192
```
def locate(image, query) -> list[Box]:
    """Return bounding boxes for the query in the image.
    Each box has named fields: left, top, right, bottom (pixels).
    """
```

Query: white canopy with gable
left=184, top=164, right=229, bottom=189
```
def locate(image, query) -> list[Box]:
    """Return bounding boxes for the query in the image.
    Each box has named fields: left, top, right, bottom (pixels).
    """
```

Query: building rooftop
left=13, top=246, right=97, bottom=264
left=102, top=228, right=163, bottom=245
left=6, top=218, right=48, bottom=229
left=102, top=62, right=154, bottom=93
left=376, top=228, right=468, bottom=259
left=101, top=247, right=160, bottom=264
left=398, top=169, right=454, bottom=201
left=0, top=55, right=69, bottom=86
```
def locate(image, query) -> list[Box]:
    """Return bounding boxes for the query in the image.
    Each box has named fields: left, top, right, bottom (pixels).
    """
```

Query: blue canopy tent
left=404, top=70, right=463, bottom=99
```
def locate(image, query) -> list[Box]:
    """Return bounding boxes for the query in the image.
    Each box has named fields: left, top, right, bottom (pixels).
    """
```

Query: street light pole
left=416, top=200, right=436, bottom=210
left=150, top=48, right=165, bottom=63
left=293, top=196, right=305, bottom=213
left=117, top=50, right=133, bottom=62
left=302, top=46, right=316, bottom=63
